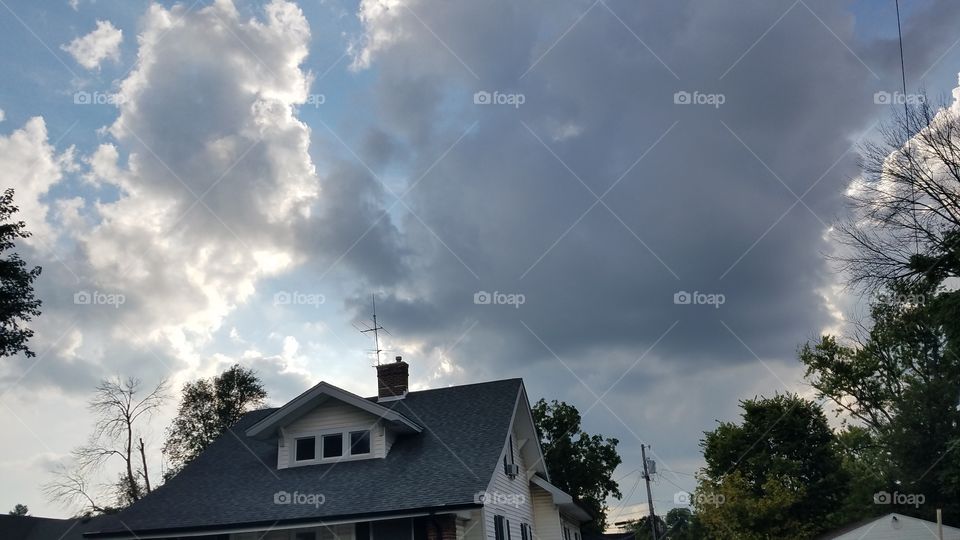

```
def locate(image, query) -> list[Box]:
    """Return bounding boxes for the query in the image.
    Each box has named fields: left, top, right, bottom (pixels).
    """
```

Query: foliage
left=8, top=504, right=28, bottom=516
left=163, top=364, right=267, bottom=477
left=799, top=279, right=960, bottom=520
left=0, top=188, right=42, bottom=358
left=695, top=394, right=847, bottom=539
left=531, top=398, right=622, bottom=532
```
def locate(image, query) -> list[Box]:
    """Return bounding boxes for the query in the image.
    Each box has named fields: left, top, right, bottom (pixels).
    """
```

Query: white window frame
left=287, top=426, right=375, bottom=465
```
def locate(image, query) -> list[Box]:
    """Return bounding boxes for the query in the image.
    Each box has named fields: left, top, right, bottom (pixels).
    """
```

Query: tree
left=695, top=394, right=848, bottom=539
left=662, top=507, right=704, bottom=540
left=799, top=279, right=960, bottom=520
left=837, top=98, right=960, bottom=288
left=0, top=188, right=42, bottom=358
left=45, top=377, right=168, bottom=514
left=531, top=399, right=621, bottom=532
left=163, top=364, right=266, bottom=477
left=8, top=504, right=28, bottom=516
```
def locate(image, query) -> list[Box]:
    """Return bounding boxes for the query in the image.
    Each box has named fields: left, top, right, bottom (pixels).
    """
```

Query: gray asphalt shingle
left=85, top=378, right=523, bottom=537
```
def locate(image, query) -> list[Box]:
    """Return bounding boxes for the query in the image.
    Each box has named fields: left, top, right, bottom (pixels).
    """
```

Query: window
left=295, top=437, right=316, bottom=461
left=520, top=524, right=532, bottom=540
left=494, top=515, right=506, bottom=540
left=350, top=430, right=371, bottom=455
left=322, top=433, right=343, bottom=458
left=563, top=527, right=571, bottom=540
left=295, top=533, right=316, bottom=540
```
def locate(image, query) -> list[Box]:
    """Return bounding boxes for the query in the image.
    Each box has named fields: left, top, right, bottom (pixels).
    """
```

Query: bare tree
left=837, top=97, right=960, bottom=289
left=45, top=377, right=168, bottom=514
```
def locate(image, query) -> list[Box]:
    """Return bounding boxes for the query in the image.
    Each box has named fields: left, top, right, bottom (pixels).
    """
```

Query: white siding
left=460, top=510, right=486, bottom=540
left=483, top=421, right=535, bottom=539
left=530, top=486, right=561, bottom=540
left=279, top=400, right=389, bottom=469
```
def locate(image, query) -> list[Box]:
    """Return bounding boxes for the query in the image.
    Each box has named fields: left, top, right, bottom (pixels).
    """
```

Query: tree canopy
left=163, top=364, right=267, bottom=477
left=531, top=398, right=622, bottom=533
left=0, top=188, right=42, bottom=358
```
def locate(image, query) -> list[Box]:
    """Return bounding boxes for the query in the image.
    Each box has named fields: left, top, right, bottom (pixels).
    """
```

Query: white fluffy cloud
left=61, top=20, right=123, bottom=70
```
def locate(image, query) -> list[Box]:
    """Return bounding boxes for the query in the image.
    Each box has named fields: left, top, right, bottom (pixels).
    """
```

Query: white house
left=821, top=513, right=960, bottom=540
left=57, top=357, right=592, bottom=540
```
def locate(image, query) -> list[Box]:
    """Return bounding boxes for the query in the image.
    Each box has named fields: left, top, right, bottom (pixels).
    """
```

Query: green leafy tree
left=163, top=364, right=267, bottom=477
left=531, top=399, right=622, bottom=533
left=0, top=188, right=42, bottom=358
left=8, top=504, right=28, bottom=516
left=695, top=394, right=848, bottom=539
left=799, top=280, right=960, bottom=520
left=663, top=507, right=703, bottom=539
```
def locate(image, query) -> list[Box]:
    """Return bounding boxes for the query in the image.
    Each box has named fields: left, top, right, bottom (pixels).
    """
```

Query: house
left=818, top=512, right=960, bottom=540
left=60, top=357, right=591, bottom=539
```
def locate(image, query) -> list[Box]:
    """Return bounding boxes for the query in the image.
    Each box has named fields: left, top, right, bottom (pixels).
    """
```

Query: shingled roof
left=85, top=378, right=524, bottom=538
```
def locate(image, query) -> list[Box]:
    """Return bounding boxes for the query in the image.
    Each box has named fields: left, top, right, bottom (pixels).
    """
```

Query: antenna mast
left=358, top=294, right=387, bottom=365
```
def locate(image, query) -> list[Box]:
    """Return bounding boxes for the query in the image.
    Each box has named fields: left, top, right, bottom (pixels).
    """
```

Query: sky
left=2, top=0, right=960, bottom=526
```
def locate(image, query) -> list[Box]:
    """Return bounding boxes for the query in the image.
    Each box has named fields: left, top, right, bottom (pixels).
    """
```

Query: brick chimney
left=377, top=356, right=409, bottom=401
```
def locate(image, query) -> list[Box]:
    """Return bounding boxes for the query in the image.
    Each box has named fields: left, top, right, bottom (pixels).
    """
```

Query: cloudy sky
left=3, top=0, right=960, bottom=525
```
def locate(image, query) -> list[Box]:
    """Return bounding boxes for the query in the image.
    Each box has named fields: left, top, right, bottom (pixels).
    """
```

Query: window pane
left=350, top=430, right=371, bottom=455
left=295, top=437, right=315, bottom=461
left=322, top=433, right=343, bottom=458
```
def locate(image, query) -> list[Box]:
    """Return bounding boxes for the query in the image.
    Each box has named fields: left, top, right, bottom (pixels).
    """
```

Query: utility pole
left=641, top=444, right=657, bottom=540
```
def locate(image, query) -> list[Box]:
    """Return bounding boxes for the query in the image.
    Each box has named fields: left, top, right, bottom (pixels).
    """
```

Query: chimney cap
left=395, top=355, right=402, bottom=363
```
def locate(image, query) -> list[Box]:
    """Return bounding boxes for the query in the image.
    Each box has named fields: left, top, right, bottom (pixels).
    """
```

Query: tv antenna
left=353, top=294, right=390, bottom=365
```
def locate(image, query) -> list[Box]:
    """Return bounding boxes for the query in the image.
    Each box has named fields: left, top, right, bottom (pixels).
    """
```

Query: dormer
left=245, top=380, right=421, bottom=469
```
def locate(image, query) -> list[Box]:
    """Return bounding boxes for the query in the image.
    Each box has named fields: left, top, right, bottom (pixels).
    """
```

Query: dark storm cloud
left=338, top=0, right=960, bottom=505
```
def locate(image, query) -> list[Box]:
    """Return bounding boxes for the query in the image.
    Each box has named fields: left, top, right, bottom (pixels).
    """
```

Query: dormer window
left=350, top=430, right=371, bottom=455
left=322, top=433, right=344, bottom=459
left=295, top=437, right=316, bottom=462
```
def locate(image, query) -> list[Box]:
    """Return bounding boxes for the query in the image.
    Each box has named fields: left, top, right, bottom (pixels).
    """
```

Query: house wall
left=530, top=486, right=562, bottom=540
left=278, top=400, right=389, bottom=469
left=559, top=515, right=581, bottom=540
left=482, top=419, right=535, bottom=539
